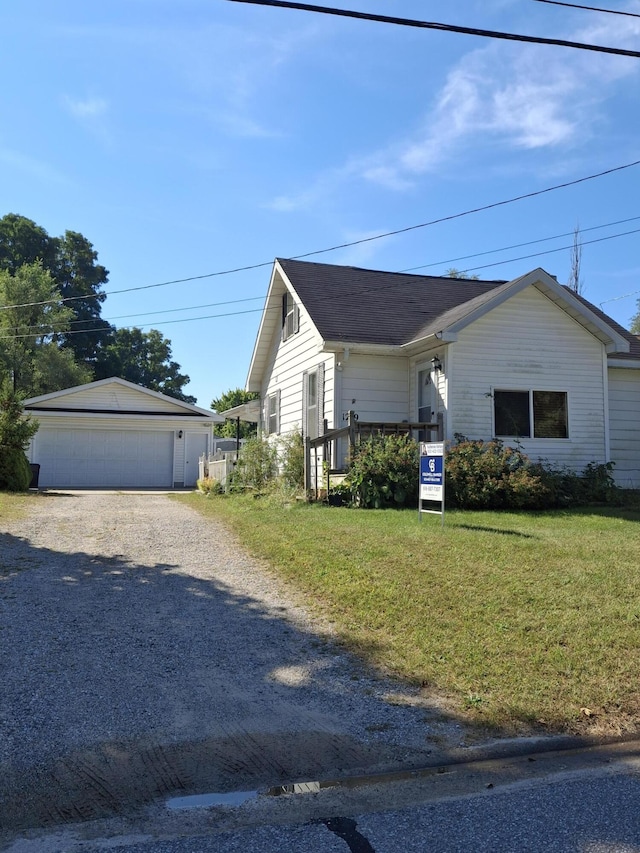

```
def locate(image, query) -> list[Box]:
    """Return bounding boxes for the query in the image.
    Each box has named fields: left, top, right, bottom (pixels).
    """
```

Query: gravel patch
left=0, top=491, right=467, bottom=832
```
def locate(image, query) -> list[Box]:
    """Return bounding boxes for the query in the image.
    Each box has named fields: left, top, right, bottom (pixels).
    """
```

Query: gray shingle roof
left=277, top=258, right=640, bottom=358
left=277, top=258, right=507, bottom=346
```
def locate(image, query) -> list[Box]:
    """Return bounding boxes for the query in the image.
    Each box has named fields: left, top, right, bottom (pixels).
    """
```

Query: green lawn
left=179, top=492, right=640, bottom=736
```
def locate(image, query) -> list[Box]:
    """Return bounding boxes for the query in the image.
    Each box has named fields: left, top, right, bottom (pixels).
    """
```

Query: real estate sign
left=419, top=441, right=445, bottom=522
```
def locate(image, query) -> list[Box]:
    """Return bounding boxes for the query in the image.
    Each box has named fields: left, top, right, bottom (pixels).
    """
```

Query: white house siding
left=448, top=287, right=607, bottom=470
left=34, top=383, right=190, bottom=414
left=608, top=366, right=640, bottom=488
left=340, top=354, right=409, bottom=423
left=27, top=415, right=212, bottom=488
left=262, top=304, right=334, bottom=436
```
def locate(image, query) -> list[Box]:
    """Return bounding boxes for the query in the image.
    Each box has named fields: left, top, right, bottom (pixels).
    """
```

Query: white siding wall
left=340, top=353, right=409, bottom=422
left=262, top=304, right=334, bottom=435
left=27, top=414, right=213, bottom=487
left=34, top=383, right=190, bottom=414
left=449, top=287, right=607, bottom=470
left=608, top=366, right=640, bottom=488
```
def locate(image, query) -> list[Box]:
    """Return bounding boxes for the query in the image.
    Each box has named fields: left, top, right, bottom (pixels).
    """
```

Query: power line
left=226, top=0, right=640, bottom=57
left=3, top=159, right=640, bottom=313
left=1, top=158, right=639, bottom=316
left=7, top=216, right=636, bottom=335
left=533, top=0, right=640, bottom=18
left=5, top=222, right=640, bottom=341
left=461, top=225, right=640, bottom=273
left=400, top=214, right=640, bottom=273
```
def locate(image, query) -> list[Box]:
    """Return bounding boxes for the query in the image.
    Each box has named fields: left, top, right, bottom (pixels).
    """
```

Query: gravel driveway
left=0, top=491, right=465, bottom=834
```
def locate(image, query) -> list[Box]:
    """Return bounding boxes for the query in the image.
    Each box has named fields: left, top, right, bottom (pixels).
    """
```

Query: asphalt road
left=4, top=740, right=640, bottom=852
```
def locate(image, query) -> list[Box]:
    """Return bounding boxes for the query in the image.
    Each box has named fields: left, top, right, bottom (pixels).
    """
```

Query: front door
left=417, top=367, right=435, bottom=441
left=184, top=432, right=208, bottom=487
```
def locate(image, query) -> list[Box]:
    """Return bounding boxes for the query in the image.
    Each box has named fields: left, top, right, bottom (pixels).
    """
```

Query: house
left=23, top=377, right=223, bottom=489
left=245, top=258, right=640, bottom=489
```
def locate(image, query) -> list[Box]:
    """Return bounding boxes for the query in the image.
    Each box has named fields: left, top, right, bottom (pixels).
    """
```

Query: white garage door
left=35, top=428, right=174, bottom=488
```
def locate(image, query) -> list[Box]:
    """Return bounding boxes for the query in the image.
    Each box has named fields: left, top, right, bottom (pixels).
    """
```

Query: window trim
left=264, top=390, right=280, bottom=436
left=282, top=292, right=299, bottom=342
left=493, top=388, right=569, bottom=440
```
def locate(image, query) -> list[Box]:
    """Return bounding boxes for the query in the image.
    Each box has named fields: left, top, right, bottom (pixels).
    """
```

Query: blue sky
left=2, top=0, right=640, bottom=406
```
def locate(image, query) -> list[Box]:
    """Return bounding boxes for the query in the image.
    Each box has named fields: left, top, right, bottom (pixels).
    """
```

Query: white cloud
left=62, top=96, right=108, bottom=119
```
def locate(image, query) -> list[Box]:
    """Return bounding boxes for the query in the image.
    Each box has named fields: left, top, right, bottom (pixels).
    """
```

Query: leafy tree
left=0, top=380, right=39, bottom=449
left=210, top=388, right=259, bottom=437
left=630, top=301, right=640, bottom=335
left=0, top=215, right=111, bottom=367
left=94, top=327, right=196, bottom=403
left=0, top=263, right=91, bottom=395
left=445, top=268, right=479, bottom=280
left=52, top=230, right=112, bottom=365
left=0, top=214, right=55, bottom=275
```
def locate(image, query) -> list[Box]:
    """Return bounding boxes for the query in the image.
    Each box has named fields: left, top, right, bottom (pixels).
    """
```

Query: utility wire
left=401, top=214, right=640, bottom=273
left=533, top=0, right=640, bottom=19
left=2, top=158, right=639, bottom=315
left=5, top=223, right=640, bottom=341
left=226, top=0, right=640, bottom=57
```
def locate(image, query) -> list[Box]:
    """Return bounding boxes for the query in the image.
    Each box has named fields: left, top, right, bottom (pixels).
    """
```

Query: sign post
left=419, top=441, right=445, bottom=525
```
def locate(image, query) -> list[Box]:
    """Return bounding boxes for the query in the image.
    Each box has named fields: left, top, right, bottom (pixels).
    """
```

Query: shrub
left=197, top=476, right=225, bottom=496
left=344, top=433, right=419, bottom=509
left=445, top=439, right=550, bottom=510
left=445, top=439, right=620, bottom=510
left=228, top=435, right=278, bottom=494
left=0, top=385, right=38, bottom=450
left=0, top=445, right=32, bottom=491
left=279, top=429, right=304, bottom=492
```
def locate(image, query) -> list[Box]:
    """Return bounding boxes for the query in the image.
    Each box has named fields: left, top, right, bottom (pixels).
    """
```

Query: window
left=303, top=364, right=324, bottom=440
left=494, top=390, right=568, bottom=439
left=282, top=292, right=299, bottom=341
left=264, top=391, right=280, bottom=436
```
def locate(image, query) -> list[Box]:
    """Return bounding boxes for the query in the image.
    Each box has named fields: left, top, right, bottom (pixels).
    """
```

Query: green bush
left=279, top=429, right=304, bottom=492
left=344, top=433, right=419, bottom=509
left=228, top=435, right=278, bottom=494
left=445, top=439, right=620, bottom=510
left=0, top=445, right=32, bottom=491
left=197, top=476, right=225, bottom=496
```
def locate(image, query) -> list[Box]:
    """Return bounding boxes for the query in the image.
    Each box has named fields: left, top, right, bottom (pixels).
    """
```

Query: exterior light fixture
left=177, top=430, right=183, bottom=439
left=431, top=356, right=442, bottom=372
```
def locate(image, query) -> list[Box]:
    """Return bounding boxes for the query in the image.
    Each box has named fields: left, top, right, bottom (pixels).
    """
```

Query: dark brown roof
left=277, top=258, right=507, bottom=346
left=277, top=258, right=640, bottom=359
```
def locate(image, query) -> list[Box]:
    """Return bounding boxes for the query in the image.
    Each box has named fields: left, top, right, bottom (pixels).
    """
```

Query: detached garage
left=23, top=377, right=223, bottom=489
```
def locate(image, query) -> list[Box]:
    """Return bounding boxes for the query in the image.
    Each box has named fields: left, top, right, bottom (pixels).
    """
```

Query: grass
left=0, top=490, right=36, bottom=521
left=178, top=491, right=640, bottom=736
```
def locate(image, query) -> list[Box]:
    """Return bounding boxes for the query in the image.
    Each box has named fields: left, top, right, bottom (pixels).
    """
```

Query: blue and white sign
left=419, top=441, right=445, bottom=522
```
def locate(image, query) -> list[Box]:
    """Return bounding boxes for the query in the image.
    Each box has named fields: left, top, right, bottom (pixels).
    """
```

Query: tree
left=630, top=302, right=640, bottom=335
left=94, top=327, right=196, bottom=403
left=0, top=214, right=55, bottom=276
left=210, top=388, right=259, bottom=438
left=0, top=380, right=39, bottom=449
left=568, top=224, right=584, bottom=295
left=0, top=263, right=91, bottom=396
left=445, top=268, right=479, bottom=280
left=52, top=230, right=112, bottom=365
left=0, top=215, right=111, bottom=367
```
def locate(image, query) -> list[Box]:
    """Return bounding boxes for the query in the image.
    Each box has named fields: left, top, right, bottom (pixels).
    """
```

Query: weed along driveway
left=0, top=491, right=467, bottom=838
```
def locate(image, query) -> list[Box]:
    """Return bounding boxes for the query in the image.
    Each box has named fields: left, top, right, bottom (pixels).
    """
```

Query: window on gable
left=282, top=292, right=299, bottom=341
left=494, top=390, right=568, bottom=439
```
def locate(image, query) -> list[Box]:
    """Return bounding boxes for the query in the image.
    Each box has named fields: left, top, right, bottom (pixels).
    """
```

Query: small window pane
left=533, top=391, right=568, bottom=438
left=494, top=391, right=530, bottom=437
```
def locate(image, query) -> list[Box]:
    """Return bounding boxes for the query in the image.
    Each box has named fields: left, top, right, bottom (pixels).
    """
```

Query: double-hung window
left=282, top=292, right=299, bottom=341
left=494, top=390, right=568, bottom=439
left=264, top=391, right=280, bottom=436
